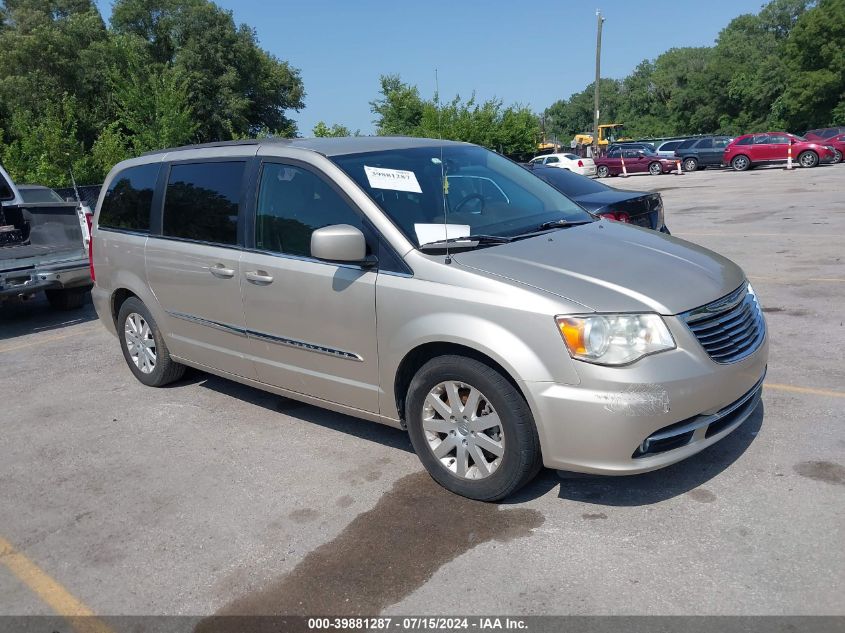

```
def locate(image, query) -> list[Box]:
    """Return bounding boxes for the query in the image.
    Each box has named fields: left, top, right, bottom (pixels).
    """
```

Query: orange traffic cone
left=676, top=160, right=683, bottom=175
left=785, top=139, right=794, bottom=170
left=620, top=153, right=628, bottom=177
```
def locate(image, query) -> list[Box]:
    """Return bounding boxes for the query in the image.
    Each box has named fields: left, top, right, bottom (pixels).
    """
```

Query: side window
left=545, top=156, right=559, bottom=164
left=769, top=135, right=790, bottom=144
left=735, top=136, right=753, bottom=146
left=696, top=138, right=713, bottom=149
left=529, top=157, right=542, bottom=164
left=608, top=149, right=621, bottom=158
left=714, top=138, right=730, bottom=149
left=255, top=163, right=364, bottom=258
left=753, top=135, right=771, bottom=144
left=623, top=149, right=639, bottom=159
left=162, top=161, right=244, bottom=245
left=99, top=163, right=159, bottom=232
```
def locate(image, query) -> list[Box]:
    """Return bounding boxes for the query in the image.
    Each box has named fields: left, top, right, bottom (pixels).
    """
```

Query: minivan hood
left=452, top=220, right=745, bottom=314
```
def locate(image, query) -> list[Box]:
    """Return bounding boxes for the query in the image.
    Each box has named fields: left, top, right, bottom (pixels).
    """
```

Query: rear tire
left=683, top=158, right=698, bottom=172
left=405, top=355, right=542, bottom=501
left=798, top=150, right=819, bottom=168
left=117, top=297, right=185, bottom=387
left=45, top=287, right=88, bottom=310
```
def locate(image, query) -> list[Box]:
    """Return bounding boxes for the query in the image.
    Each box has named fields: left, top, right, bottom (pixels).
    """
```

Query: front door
left=239, top=161, right=380, bottom=413
left=146, top=160, right=257, bottom=379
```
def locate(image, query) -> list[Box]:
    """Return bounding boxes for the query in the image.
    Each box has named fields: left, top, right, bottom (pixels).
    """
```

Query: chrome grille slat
left=681, top=283, right=766, bottom=364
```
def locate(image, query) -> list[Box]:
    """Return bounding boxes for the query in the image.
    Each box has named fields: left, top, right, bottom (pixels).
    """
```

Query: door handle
left=209, top=263, right=235, bottom=278
left=245, top=270, right=274, bottom=285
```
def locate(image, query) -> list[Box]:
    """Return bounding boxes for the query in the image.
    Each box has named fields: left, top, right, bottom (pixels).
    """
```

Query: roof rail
left=140, top=138, right=292, bottom=156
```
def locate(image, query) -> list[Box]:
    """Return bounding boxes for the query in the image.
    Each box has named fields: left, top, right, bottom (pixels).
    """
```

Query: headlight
left=555, top=314, right=676, bottom=366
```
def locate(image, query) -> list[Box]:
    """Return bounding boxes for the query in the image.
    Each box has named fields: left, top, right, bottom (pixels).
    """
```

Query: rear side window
left=99, top=163, right=159, bottom=232
left=546, top=156, right=560, bottom=164
left=714, top=138, right=730, bottom=148
left=163, top=161, right=244, bottom=245
left=255, top=163, right=364, bottom=257
left=676, top=139, right=697, bottom=150
left=696, top=138, right=713, bottom=149
left=735, top=137, right=753, bottom=146
left=660, top=141, right=682, bottom=151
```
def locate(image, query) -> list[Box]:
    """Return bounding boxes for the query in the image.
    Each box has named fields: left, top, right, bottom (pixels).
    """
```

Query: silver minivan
left=91, top=137, right=768, bottom=500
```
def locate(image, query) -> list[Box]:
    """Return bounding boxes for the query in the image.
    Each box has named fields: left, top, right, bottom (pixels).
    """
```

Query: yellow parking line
left=0, top=535, right=114, bottom=633
left=0, top=326, right=99, bottom=354
left=765, top=383, right=845, bottom=399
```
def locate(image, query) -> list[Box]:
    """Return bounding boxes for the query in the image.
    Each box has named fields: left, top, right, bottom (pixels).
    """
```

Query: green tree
left=781, top=0, right=845, bottom=130
left=110, top=0, right=305, bottom=141
left=312, top=121, right=358, bottom=137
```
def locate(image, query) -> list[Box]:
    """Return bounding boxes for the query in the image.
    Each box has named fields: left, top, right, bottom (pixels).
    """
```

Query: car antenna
left=436, top=68, right=451, bottom=264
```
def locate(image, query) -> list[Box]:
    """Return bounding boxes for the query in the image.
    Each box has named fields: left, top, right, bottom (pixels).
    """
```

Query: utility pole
left=593, top=10, right=604, bottom=157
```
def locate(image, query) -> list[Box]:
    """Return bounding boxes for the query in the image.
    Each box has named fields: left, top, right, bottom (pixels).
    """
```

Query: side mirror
left=311, top=224, right=370, bottom=264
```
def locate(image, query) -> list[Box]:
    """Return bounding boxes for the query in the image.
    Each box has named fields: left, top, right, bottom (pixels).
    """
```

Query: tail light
left=85, top=211, right=95, bottom=281
left=577, top=160, right=584, bottom=167
left=601, top=211, right=631, bottom=223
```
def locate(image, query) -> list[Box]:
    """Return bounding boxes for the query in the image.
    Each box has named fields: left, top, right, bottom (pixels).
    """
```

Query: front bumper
left=0, top=259, right=92, bottom=299
left=523, top=315, right=768, bottom=474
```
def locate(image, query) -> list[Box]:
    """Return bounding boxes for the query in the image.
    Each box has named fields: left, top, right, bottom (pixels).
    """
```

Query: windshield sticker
left=364, top=166, right=422, bottom=193
left=414, top=223, right=470, bottom=245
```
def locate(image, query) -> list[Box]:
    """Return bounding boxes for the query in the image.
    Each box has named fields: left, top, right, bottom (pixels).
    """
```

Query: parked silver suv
left=91, top=137, right=768, bottom=500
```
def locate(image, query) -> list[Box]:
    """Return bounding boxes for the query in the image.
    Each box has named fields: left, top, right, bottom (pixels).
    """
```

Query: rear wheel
left=117, top=297, right=185, bottom=387
left=45, top=287, right=88, bottom=310
left=405, top=356, right=542, bottom=501
left=597, top=165, right=609, bottom=178
left=648, top=162, right=662, bottom=176
left=683, top=157, right=698, bottom=172
left=798, top=150, right=819, bottom=168
left=731, top=155, right=750, bottom=171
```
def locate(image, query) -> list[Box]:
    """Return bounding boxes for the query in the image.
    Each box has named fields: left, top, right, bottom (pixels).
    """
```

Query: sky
left=95, top=0, right=768, bottom=136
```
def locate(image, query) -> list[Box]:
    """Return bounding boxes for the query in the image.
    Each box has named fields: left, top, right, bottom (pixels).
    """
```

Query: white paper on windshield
left=364, top=165, right=422, bottom=193
left=414, top=223, right=471, bottom=245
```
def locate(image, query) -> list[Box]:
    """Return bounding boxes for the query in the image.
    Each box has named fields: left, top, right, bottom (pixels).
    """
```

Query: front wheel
left=117, top=297, right=185, bottom=387
left=596, top=165, right=609, bottom=178
left=834, top=150, right=842, bottom=164
left=731, top=155, right=750, bottom=171
left=405, top=356, right=542, bottom=501
left=683, top=158, right=698, bottom=172
left=648, top=162, right=662, bottom=176
left=798, top=151, right=819, bottom=168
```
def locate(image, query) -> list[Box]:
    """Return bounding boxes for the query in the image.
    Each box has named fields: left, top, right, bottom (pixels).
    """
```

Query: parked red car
left=594, top=147, right=676, bottom=177
left=723, top=132, right=836, bottom=170
left=828, top=133, right=844, bottom=163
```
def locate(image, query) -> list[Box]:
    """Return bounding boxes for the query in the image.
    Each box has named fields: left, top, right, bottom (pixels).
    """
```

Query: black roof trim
left=140, top=138, right=294, bottom=156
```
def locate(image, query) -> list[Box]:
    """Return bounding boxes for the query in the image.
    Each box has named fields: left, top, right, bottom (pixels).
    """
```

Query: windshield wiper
left=535, top=219, right=593, bottom=231
left=418, top=234, right=512, bottom=251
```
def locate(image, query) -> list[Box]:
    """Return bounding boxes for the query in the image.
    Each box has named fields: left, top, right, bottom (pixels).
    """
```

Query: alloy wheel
left=422, top=381, right=504, bottom=480
left=124, top=312, right=157, bottom=374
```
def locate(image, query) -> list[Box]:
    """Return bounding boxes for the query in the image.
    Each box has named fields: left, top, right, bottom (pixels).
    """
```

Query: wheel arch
left=393, top=341, right=529, bottom=425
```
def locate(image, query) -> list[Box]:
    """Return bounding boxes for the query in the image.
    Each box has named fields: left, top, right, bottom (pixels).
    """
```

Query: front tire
left=834, top=149, right=842, bottom=164
left=648, top=162, right=662, bottom=176
left=597, top=165, right=609, bottom=178
left=683, top=158, right=698, bottom=172
left=405, top=356, right=542, bottom=501
left=732, top=155, right=750, bottom=171
left=117, top=297, right=185, bottom=387
left=798, top=150, right=819, bottom=168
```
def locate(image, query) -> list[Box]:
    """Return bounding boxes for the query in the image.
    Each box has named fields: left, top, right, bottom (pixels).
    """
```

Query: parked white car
left=528, top=153, right=597, bottom=177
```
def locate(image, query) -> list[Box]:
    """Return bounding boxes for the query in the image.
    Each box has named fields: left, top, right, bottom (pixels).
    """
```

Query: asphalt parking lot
left=1, top=164, right=843, bottom=621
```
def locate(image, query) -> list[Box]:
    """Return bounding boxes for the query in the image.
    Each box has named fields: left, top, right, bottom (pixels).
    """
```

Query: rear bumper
left=0, top=259, right=91, bottom=298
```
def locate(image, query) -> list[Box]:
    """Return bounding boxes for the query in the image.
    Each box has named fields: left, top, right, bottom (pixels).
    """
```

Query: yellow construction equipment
left=573, top=123, right=629, bottom=147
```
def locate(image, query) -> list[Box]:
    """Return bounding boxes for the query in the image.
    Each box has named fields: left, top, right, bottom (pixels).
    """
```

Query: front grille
left=682, top=283, right=766, bottom=364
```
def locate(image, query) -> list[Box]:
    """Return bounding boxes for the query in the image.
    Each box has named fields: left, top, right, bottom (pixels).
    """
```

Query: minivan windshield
left=332, top=144, right=593, bottom=247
